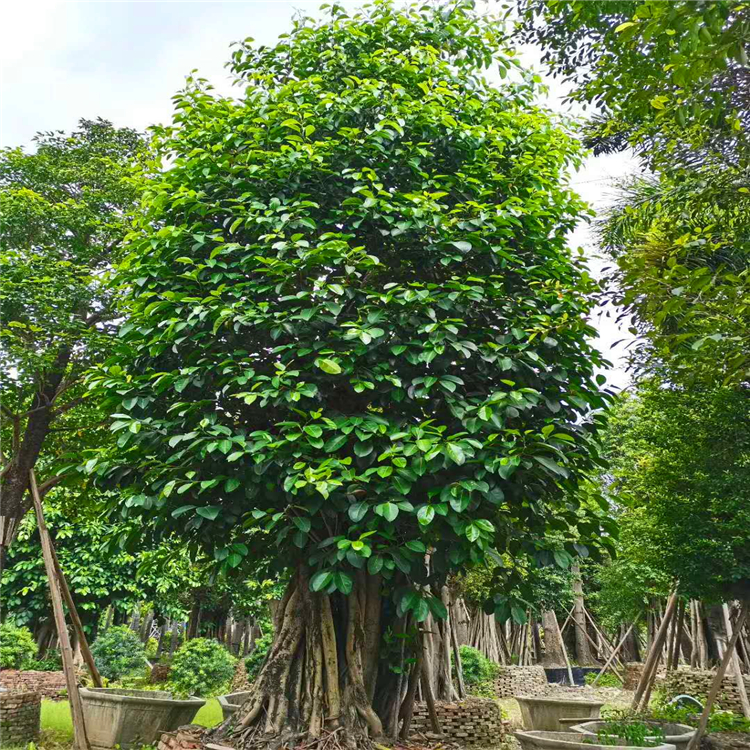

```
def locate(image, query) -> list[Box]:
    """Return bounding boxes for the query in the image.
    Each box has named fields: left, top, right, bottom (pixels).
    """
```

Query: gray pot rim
left=80, top=687, right=205, bottom=707
left=517, top=695, right=606, bottom=707
left=217, top=690, right=252, bottom=709
left=515, top=729, right=677, bottom=750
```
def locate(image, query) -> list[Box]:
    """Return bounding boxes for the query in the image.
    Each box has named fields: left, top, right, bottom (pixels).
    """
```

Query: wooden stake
left=592, top=616, right=639, bottom=686
left=420, top=632, right=442, bottom=735
left=48, top=540, right=103, bottom=687
left=555, top=609, right=575, bottom=686
left=723, top=603, right=750, bottom=718
left=450, top=607, right=466, bottom=699
left=687, top=600, right=750, bottom=750
left=30, top=470, right=90, bottom=750
left=632, top=591, right=678, bottom=712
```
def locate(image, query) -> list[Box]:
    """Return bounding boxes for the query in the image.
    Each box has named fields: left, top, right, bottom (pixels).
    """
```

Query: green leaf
left=417, top=505, right=435, bottom=525
left=196, top=506, right=220, bottom=520
left=375, top=502, right=399, bottom=522
left=406, top=540, right=426, bottom=553
left=332, top=571, right=353, bottom=595
left=324, top=434, right=348, bottom=452
left=446, top=443, right=466, bottom=465
left=316, top=359, right=342, bottom=374
left=304, top=425, right=323, bottom=438
left=367, top=556, right=384, bottom=575
left=348, top=501, right=368, bottom=522
left=310, top=571, right=333, bottom=591
left=511, top=605, right=527, bottom=625
left=293, top=517, right=311, bottom=533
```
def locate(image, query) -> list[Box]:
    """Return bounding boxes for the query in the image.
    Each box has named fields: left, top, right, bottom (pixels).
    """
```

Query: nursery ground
left=29, top=689, right=635, bottom=750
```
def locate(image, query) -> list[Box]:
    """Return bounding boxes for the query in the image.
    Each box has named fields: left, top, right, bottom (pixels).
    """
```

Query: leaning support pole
left=555, top=610, right=575, bottom=686
left=687, top=600, right=750, bottom=750
left=632, top=591, right=679, bottom=712
left=592, top=616, right=640, bottom=687
left=722, top=603, right=750, bottom=719
left=30, top=470, right=90, bottom=750
left=48, top=541, right=103, bottom=687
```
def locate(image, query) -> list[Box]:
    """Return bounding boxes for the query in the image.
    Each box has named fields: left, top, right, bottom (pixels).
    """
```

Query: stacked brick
left=493, top=665, right=549, bottom=698
left=0, top=690, right=41, bottom=746
left=410, top=698, right=505, bottom=747
left=663, top=668, right=750, bottom=714
left=0, top=670, right=67, bottom=699
left=157, top=725, right=206, bottom=750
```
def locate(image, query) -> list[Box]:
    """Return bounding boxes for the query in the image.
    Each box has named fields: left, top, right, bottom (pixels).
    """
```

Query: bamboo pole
left=30, top=470, right=90, bottom=750
left=48, top=541, right=103, bottom=687
left=555, top=609, right=575, bottom=686
left=592, top=617, right=640, bottom=686
left=723, top=603, right=750, bottom=718
left=687, top=601, right=750, bottom=750
left=632, top=591, right=678, bottom=712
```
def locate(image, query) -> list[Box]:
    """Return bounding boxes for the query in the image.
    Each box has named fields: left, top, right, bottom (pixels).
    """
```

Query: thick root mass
left=212, top=568, right=391, bottom=750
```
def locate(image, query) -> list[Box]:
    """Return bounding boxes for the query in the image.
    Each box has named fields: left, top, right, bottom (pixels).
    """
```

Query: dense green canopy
left=88, top=0, right=614, bottom=621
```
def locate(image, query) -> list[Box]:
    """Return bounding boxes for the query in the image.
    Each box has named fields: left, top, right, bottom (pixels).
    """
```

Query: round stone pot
left=80, top=688, right=205, bottom=750
left=515, top=730, right=677, bottom=750
left=516, top=695, right=604, bottom=731
left=217, top=690, right=252, bottom=721
left=571, top=720, right=695, bottom=750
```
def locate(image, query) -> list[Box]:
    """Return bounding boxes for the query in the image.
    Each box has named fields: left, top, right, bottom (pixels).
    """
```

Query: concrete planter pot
left=571, top=720, right=695, bottom=750
left=515, top=730, right=676, bottom=750
left=217, top=690, right=252, bottom=721
left=516, top=695, right=604, bottom=731
left=80, top=688, right=205, bottom=750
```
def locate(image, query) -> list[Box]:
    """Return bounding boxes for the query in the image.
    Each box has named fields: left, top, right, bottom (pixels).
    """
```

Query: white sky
left=0, top=0, right=638, bottom=389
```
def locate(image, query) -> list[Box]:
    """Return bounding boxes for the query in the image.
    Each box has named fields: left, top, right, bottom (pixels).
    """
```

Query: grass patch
left=41, top=700, right=74, bottom=742
left=194, top=697, right=223, bottom=727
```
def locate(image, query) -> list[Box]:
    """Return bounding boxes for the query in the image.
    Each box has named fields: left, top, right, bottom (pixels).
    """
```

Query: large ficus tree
left=90, top=2, right=613, bottom=747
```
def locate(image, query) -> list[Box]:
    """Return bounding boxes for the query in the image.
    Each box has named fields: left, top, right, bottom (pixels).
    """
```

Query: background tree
left=514, top=0, right=749, bottom=169
left=89, top=2, right=614, bottom=747
left=514, top=2, right=750, bottom=386
left=0, top=119, right=148, bottom=566
left=601, top=383, right=750, bottom=603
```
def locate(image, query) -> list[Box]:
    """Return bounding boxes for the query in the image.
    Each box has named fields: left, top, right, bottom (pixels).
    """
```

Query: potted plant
left=515, top=730, right=677, bottom=750
left=571, top=719, right=694, bottom=750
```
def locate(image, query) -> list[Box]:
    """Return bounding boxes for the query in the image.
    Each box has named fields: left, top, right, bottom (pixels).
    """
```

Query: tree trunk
left=572, top=564, right=596, bottom=665
left=187, top=603, right=201, bottom=640
left=541, top=610, right=566, bottom=667
left=217, top=566, right=412, bottom=750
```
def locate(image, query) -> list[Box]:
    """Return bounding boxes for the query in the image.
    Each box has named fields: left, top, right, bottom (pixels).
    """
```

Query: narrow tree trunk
left=541, top=610, right=566, bottom=667
left=572, top=563, right=596, bottom=665
left=169, top=621, right=181, bottom=658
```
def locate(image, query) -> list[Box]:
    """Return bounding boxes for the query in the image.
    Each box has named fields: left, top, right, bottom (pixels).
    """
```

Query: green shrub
left=145, top=637, right=159, bottom=659
left=245, top=633, right=273, bottom=682
left=454, top=645, right=500, bottom=697
left=168, top=638, right=236, bottom=698
left=23, top=651, right=63, bottom=672
left=584, top=671, right=622, bottom=688
left=91, top=625, right=147, bottom=681
left=0, top=622, right=37, bottom=669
